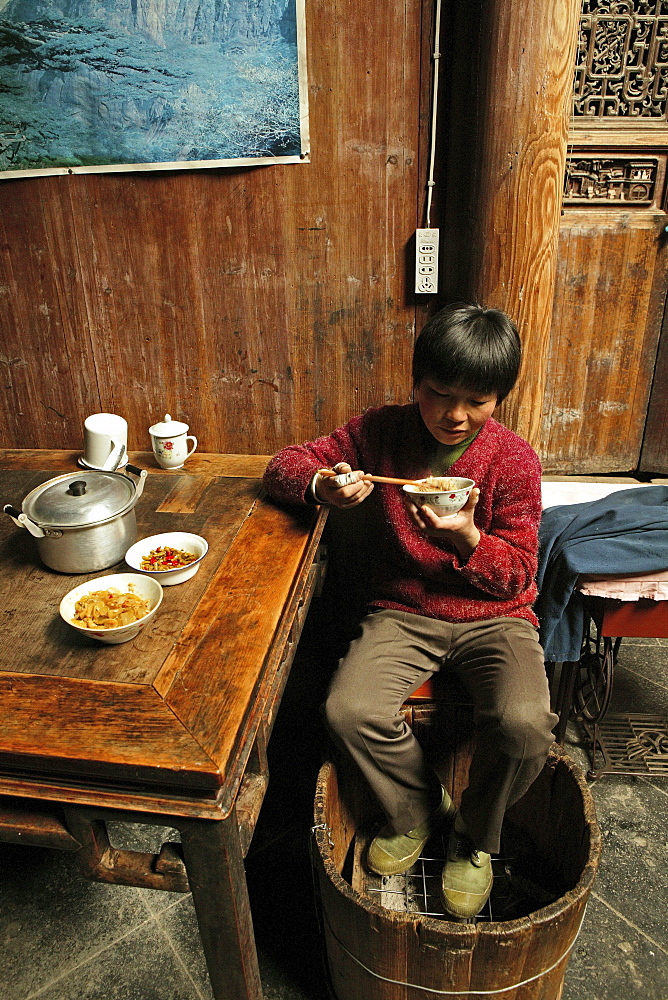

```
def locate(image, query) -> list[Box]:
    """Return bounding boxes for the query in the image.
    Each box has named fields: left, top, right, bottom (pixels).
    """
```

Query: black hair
left=412, top=303, right=521, bottom=403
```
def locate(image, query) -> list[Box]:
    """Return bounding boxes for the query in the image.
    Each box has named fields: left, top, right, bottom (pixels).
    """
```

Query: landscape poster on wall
left=0, top=0, right=309, bottom=178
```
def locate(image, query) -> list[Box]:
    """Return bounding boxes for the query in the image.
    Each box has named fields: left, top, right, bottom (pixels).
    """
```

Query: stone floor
left=2, top=623, right=667, bottom=999
left=558, top=633, right=668, bottom=1000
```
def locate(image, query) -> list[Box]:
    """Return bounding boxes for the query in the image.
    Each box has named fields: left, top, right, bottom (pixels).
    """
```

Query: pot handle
left=124, top=464, right=148, bottom=501
left=3, top=504, right=46, bottom=538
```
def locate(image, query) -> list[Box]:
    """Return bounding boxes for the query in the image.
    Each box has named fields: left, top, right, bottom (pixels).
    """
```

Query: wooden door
left=541, top=0, right=668, bottom=475
left=641, top=280, right=668, bottom=472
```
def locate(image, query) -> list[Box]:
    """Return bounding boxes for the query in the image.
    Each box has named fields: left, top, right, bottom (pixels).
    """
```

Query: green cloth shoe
left=441, top=827, right=493, bottom=920
left=367, top=786, right=456, bottom=876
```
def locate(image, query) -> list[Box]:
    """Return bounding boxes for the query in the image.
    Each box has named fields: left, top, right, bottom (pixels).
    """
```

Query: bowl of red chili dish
left=124, top=531, right=208, bottom=585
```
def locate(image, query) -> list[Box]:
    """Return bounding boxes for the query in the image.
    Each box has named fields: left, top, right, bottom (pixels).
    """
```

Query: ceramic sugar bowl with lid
left=149, top=414, right=198, bottom=469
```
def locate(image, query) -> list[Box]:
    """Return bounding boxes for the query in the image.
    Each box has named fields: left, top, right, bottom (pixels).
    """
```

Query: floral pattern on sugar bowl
left=149, top=413, right=198, bottom=470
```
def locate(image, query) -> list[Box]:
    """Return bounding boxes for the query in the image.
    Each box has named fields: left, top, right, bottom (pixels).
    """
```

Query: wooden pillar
left=442, top=0, right=580, bottom=451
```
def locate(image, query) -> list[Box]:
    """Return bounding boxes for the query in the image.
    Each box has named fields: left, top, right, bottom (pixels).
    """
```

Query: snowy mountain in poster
left=0, top=0, right=303, bottom=173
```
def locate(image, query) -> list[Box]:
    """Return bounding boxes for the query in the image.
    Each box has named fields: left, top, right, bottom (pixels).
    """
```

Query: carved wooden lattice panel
left=564, top=154, right=659, bottom=201
left=543, top=1, right=668, bottom=472
left=574, top=0, right=668, bottom=121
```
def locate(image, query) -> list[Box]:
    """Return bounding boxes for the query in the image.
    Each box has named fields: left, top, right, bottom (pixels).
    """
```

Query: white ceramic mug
left=83, top=413, right=128, bottom=470
left=149, top=414, right=197, bottom=470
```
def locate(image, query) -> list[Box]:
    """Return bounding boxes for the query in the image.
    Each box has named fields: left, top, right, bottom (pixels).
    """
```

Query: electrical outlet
left=415, top=229, right=439, bottom=294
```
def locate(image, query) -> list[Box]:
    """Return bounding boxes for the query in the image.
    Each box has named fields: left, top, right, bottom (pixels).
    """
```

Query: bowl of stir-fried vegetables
left=59, top=572, right=163, bottom=644
left=124, top=532, right=208, bottom=585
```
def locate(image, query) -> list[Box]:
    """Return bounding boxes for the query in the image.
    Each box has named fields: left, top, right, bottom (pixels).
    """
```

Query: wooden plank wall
left=641, top=306, right=668, bottom=473
left=542, top=209, right=668, bottom=474
left=0, top=0, right=432, bottom=456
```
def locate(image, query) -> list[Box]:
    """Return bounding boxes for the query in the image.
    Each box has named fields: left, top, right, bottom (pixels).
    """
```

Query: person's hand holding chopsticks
left=312, top=463, right=374, bottom=508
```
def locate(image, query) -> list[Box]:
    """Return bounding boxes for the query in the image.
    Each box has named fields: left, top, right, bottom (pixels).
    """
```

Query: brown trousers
left=323, top=609, right=557, bottom=854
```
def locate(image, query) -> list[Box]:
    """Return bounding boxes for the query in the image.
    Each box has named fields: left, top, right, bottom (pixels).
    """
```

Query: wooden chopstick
left=316, top=468, right=424, bottom=487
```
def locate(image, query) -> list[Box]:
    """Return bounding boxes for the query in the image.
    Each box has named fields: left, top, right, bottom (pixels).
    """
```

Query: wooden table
left=0, top=450, right=327, bottom=1000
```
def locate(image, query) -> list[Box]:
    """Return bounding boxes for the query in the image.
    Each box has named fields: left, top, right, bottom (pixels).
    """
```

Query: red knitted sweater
left=263, top=403, right=542, bottom=626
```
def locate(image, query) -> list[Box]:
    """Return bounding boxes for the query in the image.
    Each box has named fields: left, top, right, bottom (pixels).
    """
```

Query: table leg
left=179, top=810, right=263, bottom=1000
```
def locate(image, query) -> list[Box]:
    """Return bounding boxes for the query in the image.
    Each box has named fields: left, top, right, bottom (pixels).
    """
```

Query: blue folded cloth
left=536, top=486, right=668, bottom=661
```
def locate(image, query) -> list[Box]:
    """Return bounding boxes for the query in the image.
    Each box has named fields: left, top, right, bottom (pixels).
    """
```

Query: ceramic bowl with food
left=402, top=476, right=475, bottom=516
left=59, top=572, right=163, bottom=644
left=124, top=531, right=208, bottom=585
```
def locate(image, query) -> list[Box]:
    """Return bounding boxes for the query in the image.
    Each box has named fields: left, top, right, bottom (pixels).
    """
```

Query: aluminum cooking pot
left=3, top=465, right=148, bottom=574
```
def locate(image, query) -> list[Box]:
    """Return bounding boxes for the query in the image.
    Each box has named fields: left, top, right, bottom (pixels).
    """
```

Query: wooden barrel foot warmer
left=312, top=748, right=601, bottom=1000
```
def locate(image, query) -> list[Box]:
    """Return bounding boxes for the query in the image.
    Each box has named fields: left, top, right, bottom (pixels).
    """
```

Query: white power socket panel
left=415, top=228, right=439, bottom=294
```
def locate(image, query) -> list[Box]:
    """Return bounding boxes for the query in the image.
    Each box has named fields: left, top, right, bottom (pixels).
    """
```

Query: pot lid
left=23, top=472, right=135, bottom=528
left=149, top=412, right=189, bottom=437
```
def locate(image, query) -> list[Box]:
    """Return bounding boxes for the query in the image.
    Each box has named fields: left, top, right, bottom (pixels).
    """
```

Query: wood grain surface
left=3, top=0, right=663, bottom=478
left=0, top=673, right=218, bottom=788
left=640, top=255, right=668, bottom=473
left=0, top=451, right=271, bottom=477
left=0, top=452, right=326, bottom=811
left=313, top=751, right=599, bottom=1000
left=442, top=0, right=581, bottom=452
left=543, top=210, right=668, bottom=473
left=0, top=470, right=262, bottom=684
left=0, top=0, right=433, bottom=457
left=155, top=496, right=325, bottom=802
